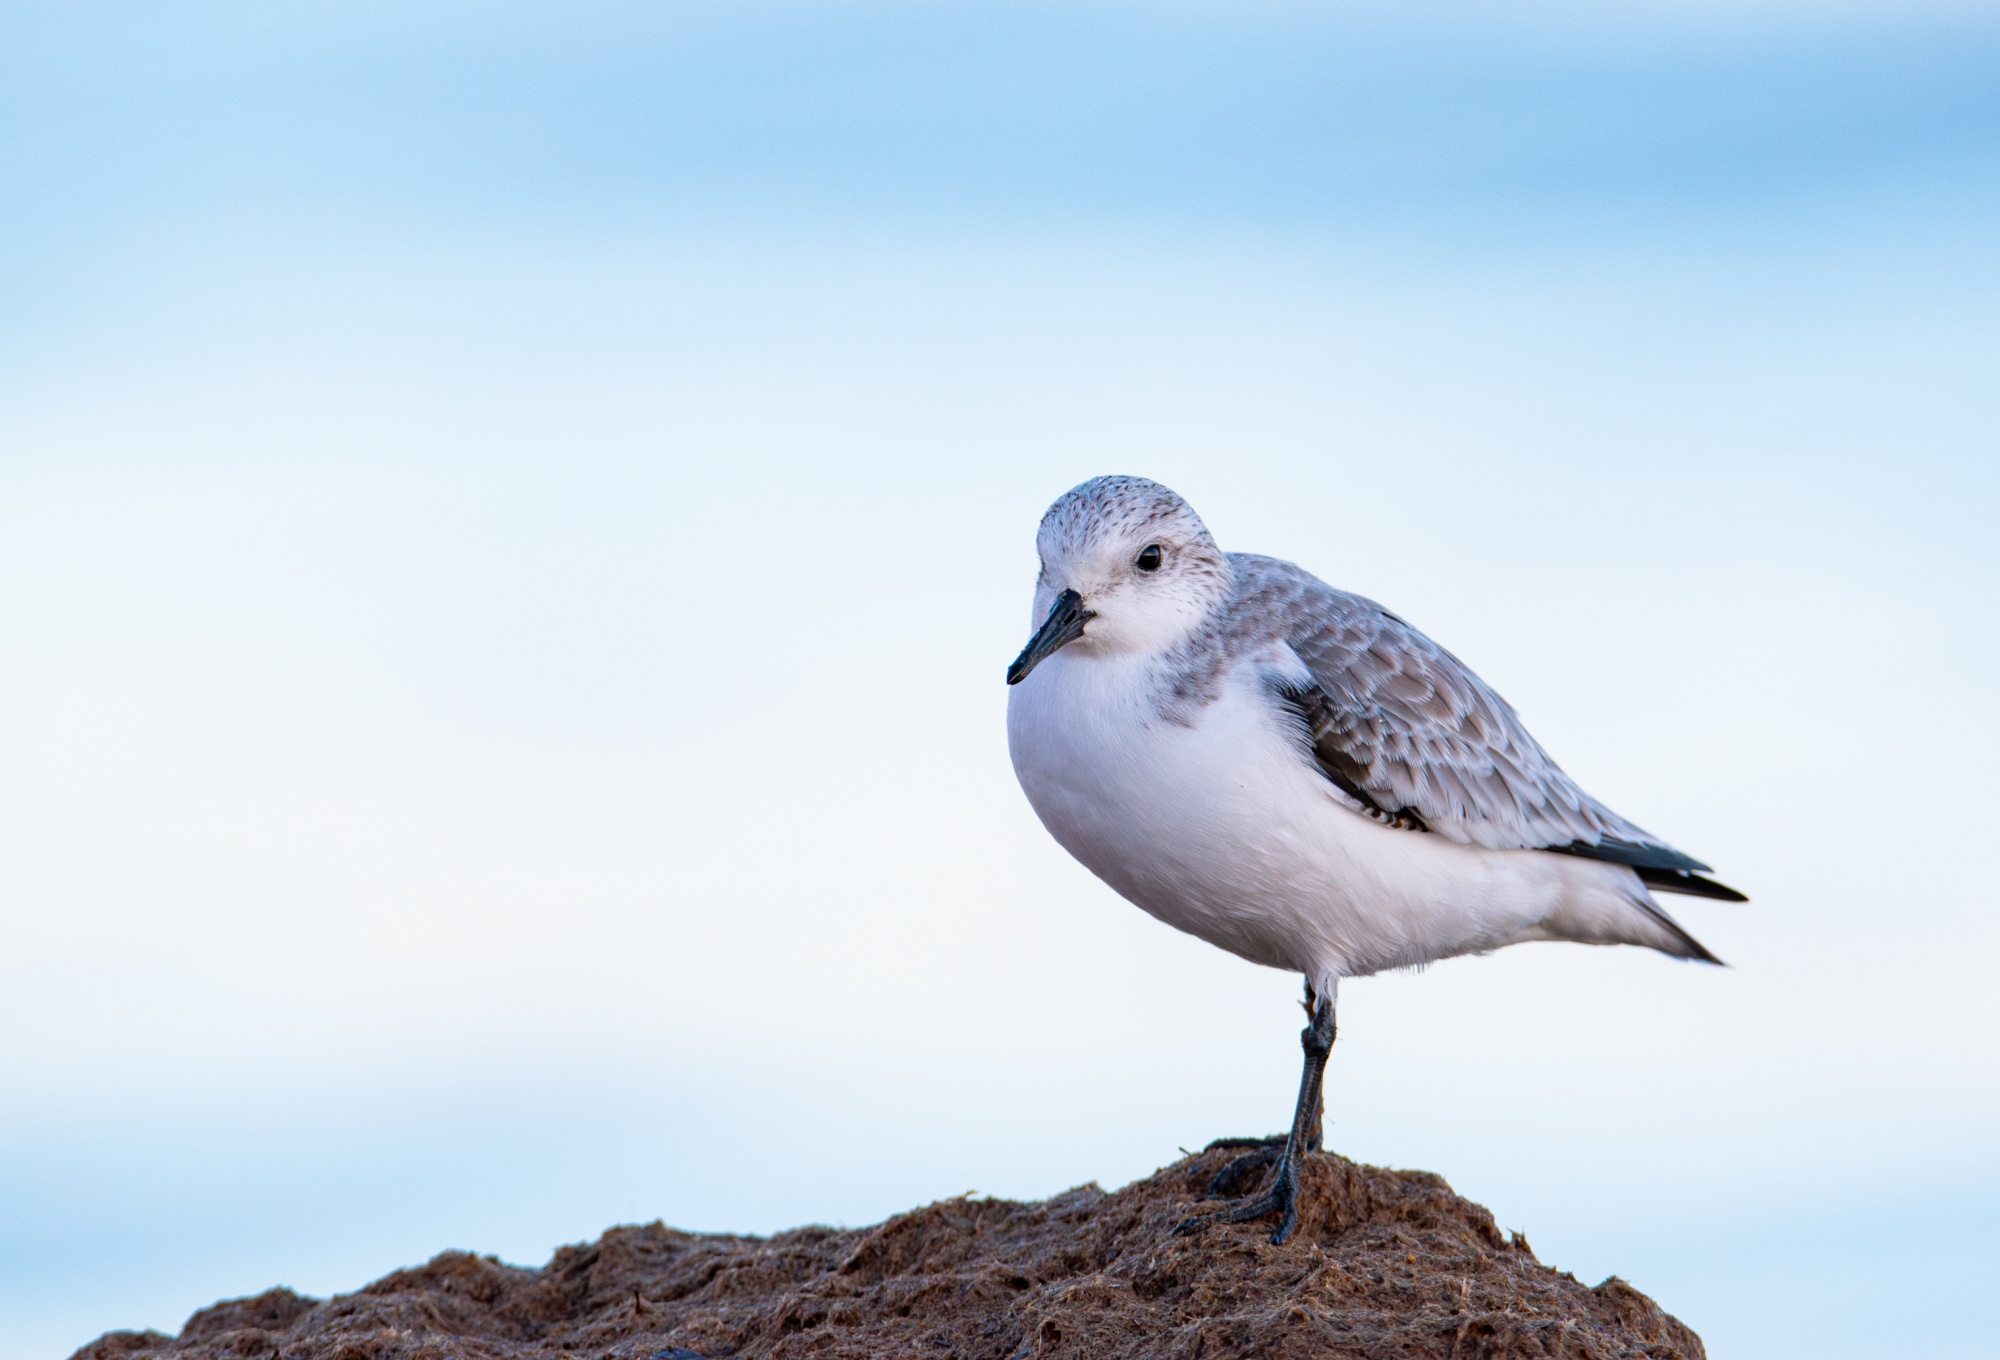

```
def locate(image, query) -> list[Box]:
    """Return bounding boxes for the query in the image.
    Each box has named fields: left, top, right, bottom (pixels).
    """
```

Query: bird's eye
left=1135, top=544, right=1163, bottom=572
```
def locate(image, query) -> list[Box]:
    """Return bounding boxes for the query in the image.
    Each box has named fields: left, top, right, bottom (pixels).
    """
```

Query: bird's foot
left=1175, top=1144, right=1305, bottom=1245
left=1198, top=1136, right=1286, bottom=1199
left=1172, top=1177, right=1303, bottom=1245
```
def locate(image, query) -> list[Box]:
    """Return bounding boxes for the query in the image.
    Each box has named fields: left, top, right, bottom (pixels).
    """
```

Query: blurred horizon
left=2, top=4, right=1996, bottom=1359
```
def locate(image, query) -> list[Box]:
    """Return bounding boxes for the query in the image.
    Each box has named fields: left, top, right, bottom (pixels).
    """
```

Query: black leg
left=1176, top=980, right=1337, bottom=1245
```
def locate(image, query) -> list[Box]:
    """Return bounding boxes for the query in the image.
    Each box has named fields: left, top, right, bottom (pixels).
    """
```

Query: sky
left=2, top=3, right=1997, bottom=1358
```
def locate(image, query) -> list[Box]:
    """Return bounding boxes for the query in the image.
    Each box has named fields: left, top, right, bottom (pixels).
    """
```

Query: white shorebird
left=1005, top=476, right=1743, bottom=1243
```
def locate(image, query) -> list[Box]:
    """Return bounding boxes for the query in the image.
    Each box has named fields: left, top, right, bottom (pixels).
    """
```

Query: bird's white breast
left=1005, top=648, right=1570, bottom=983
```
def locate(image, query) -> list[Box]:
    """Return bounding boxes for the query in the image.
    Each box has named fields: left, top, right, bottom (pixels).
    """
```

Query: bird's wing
left=1227, top=554, right=1743, bottom=900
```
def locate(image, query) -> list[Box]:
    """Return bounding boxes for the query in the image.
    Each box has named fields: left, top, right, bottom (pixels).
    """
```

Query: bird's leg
left=1294, top=980, right=1331, bottom=1155
left=1200, top=986, right=1334, bottom=1195
left=1176, top=982, right=1337, bottom=1245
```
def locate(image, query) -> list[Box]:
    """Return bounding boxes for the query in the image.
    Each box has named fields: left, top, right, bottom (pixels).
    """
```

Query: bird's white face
left=1032, top=523, right=1227, bottom=656
left=1008, top=476, right=1233, bottom=684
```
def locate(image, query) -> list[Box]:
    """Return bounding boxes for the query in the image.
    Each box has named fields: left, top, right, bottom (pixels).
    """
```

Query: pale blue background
left=2, top=4, right=1997, bottom=1357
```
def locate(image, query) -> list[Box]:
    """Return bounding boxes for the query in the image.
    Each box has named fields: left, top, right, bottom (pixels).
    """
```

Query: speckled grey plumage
left=1164, top=551, right=1694, bottom=861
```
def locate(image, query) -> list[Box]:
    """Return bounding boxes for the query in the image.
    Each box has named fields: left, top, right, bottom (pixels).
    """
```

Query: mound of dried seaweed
left=74, top=1148, right=1701, bottom=1360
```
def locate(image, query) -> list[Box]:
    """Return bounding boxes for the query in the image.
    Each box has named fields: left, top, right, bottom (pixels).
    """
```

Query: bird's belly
left=1006, top=658, right=1558, bottom=979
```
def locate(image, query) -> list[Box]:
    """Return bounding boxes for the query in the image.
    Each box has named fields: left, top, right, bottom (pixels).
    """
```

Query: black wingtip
left=1636, top=867, right=1749, bottom=903
left=1558, top=837, right=1712, bottom=874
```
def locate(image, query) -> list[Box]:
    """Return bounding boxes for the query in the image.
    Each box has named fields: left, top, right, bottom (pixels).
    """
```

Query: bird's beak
left=1007, top=588, right=1095, bottom=685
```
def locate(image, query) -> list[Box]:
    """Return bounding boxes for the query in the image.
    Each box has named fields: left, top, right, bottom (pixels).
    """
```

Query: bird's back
left=1220, top=553, right=1696, bottom=863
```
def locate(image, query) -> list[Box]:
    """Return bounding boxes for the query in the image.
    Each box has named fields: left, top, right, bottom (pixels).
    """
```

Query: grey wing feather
left=1228, top=554, right=1713, bottom=870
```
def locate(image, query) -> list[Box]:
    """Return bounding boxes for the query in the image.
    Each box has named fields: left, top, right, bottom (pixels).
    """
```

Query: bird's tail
left=1526, top=860, right=1727, bottom=965
left=1628, top=893, right=1723, bottom=965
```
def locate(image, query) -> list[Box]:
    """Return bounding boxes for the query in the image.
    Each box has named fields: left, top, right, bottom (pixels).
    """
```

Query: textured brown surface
left=73, top=1148, right=1703, bottom=1360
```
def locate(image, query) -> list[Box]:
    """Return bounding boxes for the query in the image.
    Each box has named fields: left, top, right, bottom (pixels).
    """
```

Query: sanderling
left=1005, top=476, right=1744, bottom=1244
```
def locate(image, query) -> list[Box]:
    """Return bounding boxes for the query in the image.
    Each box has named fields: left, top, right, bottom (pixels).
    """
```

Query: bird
left=1003, top=475, right=1744, bottom=1245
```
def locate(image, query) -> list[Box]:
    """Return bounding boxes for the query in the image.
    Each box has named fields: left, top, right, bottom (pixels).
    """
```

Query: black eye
left=1135, top=544, right=1163, bottom=572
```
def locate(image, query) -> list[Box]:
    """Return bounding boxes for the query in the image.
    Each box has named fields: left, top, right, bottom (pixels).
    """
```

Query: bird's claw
left=1172, top=1178, right=1302, bottom=1244
left=1202, top=1141, right=1284, bottom=1198
left=1175, top=1141, right=1305, bottom=1244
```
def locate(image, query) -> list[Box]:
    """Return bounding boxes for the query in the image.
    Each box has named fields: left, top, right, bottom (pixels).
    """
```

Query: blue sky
left=2, top=4, right=1997, bottom=1359
left=5, top=3, right=1998, bottom=250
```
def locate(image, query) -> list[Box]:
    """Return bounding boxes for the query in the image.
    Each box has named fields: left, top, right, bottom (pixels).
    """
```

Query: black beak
left=1006, top=588, right=1095, bottom=685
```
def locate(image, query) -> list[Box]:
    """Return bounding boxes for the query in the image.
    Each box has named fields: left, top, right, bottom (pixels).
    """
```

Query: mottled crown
left=1036, top=475, right=1219, bottom=565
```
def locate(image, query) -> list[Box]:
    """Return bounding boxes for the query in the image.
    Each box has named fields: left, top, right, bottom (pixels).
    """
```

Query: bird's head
left=1007, top=476, right=1233, bottom=685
